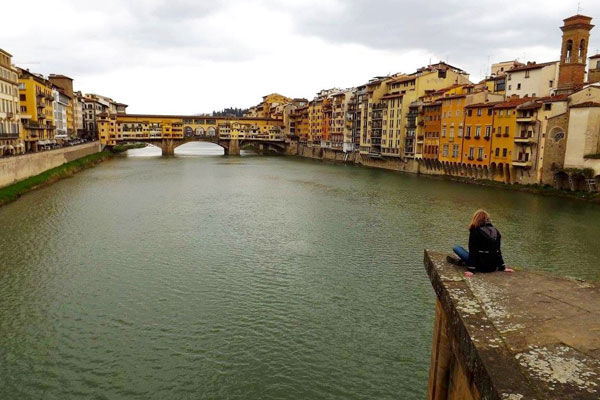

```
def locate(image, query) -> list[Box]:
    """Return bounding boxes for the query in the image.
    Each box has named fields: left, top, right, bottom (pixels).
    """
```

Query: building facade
left=0, top=49, right=23, bottom=156
left=18, top=68, right=55, bottom=152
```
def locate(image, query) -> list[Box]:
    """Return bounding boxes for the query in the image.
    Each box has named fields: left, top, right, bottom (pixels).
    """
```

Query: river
left=1, top=142, right=599, bottom=399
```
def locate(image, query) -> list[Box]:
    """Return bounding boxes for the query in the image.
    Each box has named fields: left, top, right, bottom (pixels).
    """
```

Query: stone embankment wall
left=291, top=144, right=448, bottom=176
left=0, top=142, right=101, bottom=188
left=424, top=250, right=600, bottom=400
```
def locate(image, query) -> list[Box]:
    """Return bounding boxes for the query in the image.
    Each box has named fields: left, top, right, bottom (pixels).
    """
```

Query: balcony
left=516, top=116, right=536, bottom=123
left=514, top=135, right=535, bottom=144
left=512, top=159, right=532, bottom=168
left=0, top=132, right=19, bottom=139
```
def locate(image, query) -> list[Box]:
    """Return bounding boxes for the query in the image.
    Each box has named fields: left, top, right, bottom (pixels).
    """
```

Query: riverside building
left=18, top=68, right=56, bottom=152
left=0, top=48, right=23, bottom=156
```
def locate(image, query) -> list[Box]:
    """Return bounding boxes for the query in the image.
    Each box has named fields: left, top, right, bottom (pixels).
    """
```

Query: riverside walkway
left=424, top=251, right=600, bottom=400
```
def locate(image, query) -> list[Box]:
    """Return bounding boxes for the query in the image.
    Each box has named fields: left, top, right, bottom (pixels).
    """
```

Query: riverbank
left=289, top=145, right=600, bottom=203
left=0, top=151, right=113, bottom=207
left=111, top=142, right=147, bottom=153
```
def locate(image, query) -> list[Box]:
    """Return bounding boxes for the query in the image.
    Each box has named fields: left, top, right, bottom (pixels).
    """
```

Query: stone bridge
left=115, top=135, right=288, bottom=156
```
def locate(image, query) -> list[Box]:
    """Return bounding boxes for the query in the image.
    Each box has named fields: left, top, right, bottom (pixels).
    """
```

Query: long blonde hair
left=469, top=209, right=490, bottom=230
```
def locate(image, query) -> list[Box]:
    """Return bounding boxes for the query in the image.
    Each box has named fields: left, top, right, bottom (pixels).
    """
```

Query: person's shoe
left=446, top=255, right=465, bottom=266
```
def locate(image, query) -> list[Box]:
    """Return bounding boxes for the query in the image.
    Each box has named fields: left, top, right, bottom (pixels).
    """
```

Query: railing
left=0, top=132, right=19, bottom=139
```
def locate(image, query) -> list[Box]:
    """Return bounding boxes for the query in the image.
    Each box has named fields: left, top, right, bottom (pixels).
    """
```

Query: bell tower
left=557, top=14, right=594, bottom=94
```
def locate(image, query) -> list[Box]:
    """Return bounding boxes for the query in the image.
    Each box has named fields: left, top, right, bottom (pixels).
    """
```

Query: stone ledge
left=424, top=250, right=600, bottom=399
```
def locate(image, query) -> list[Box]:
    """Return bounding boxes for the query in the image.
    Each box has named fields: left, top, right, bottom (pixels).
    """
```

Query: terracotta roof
left=464, top=101, right=504, bottom=109
left=439, top=94, right=466, bottom=100
left=381, top=93, right=404, bottom=100
left=493, top=97, right=533, bottom=109
left=387, top=76, right=415, bottom=85
left=507, top=61, right=557, bottom=73
left=517, top=102, right=542, bottom=110
left=570, top=101, right=600, bottom=108
left=535, top=94, right=569, bottom=103
left=423, top=101, right=442, bottom=107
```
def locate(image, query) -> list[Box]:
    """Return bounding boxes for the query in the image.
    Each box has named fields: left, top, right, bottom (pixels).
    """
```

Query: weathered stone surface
left=425, top=250, right=600, bottom=399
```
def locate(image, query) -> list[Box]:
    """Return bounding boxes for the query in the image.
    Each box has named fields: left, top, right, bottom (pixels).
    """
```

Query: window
left=549, top=80, right=554, bottom=88
left=544, top=103, right=552, bottom=111
left=517, top=83, right=521, bottom=90
left=478, top=147, right=484, bottom=160
left=443, top=144, right=449, bottom=157
left=450, top=126, right=454, bottom=138
left=485, top=126, right=491, bottom=137
left=525, top=70, right=530, bottom=78
left=502, top=148, right=508, bottom=157
left=452, top=144, right=459, bottom=158
left=467, top=109, right=473, bottom=117
left=487, top=109, right=493, bottom=116
left=456, top=110, right=460, bottom=117
left=566, top=40, right=573, bottom=63
left=505, top=126, right=510, bottom=136
left=477, top=108, right=482, bottom=116
left=475, top=126, right=481, bottom=138
left=469, top=147, right=475, bottom=159
left=466, top=126, right=471, bottom=137
left=495, top=147, right=500, bottom=157
left=499, top=110, right=504, bottom=116
left=597, top=60, right=600, bottom=69
left=442, top=126, right=446, bottom=137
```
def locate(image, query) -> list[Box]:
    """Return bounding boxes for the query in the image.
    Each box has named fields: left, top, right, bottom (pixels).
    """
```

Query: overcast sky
left=3, top=0, right=599, bottom=114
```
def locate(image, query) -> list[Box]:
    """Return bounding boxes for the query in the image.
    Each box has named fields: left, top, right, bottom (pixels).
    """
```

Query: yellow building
left=0, top=48, right=23, bottom=156
left=360, top=63, right=472, bottom=158
left=490, top=97, right=532, bottom=182
left=18, top=68, right=55, bottom=152
left=246, top=93, right=292, bottom=120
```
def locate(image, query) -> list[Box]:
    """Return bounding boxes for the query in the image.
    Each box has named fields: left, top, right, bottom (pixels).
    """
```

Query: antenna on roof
left=577, top=1, right=583, bottom=14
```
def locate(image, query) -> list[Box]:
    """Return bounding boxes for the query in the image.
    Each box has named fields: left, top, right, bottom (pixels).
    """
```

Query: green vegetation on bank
left=0, top=151, right=113, bottom=207
left=111, top=143, right=147, bottom=153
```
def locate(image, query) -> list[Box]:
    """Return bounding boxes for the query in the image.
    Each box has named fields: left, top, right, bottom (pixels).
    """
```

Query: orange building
left=438, top=94, right=466, bottom=164
left=490, top=97, right=532, bottom=182
left=462, top=102, right=500, bottom=168
left=422, top=101, right=441, bottom=160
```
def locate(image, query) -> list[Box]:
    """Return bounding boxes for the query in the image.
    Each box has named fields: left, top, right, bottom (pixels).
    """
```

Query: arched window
left=184, top=126, right=194, bottom=137
left=195, top=127, right=205, bottom=136
left=566, top=40, right=573, bottom=63
left=579, top=39, right=586, bottom=62
left=208, top=127, right=216, bottom=137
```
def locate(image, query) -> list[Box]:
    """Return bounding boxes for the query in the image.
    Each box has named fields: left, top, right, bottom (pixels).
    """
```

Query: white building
left=505, top=61, right=560, bottom=99
left=53, top=88, right=69, bottom=139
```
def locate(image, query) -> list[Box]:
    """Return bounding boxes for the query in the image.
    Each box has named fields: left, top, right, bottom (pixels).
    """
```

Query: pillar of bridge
left=161, top=139, right=175, bottom=156
left=225, top=139, right=240, bottom=156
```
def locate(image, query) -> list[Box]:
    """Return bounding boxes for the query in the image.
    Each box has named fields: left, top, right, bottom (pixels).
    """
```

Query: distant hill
left=212, top=107, right=248, bottom=117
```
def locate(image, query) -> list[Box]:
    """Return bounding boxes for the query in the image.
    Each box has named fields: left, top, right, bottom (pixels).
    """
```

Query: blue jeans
left=453, top=245, right=471, bottom=265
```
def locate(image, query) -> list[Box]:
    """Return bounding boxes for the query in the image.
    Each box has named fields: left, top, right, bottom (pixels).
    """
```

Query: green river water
left=1, top=142, right=599, bottom=399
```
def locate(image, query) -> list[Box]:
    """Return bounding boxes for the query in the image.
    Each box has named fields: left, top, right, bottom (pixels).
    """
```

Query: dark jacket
left=468, top=222, right=506, bottom=273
